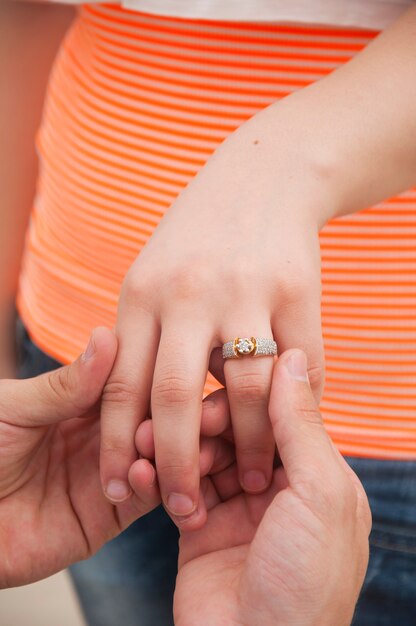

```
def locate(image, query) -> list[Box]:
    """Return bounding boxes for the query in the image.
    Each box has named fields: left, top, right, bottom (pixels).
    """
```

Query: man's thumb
left=0, top=328, right=117, bottom=427
left=269, top=349, right=338, bottom=484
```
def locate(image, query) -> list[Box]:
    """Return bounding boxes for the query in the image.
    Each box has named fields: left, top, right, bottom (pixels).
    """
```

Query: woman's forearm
left=0, top=1, right=74, bottom=363
left=224, top=6, right=416, bottom=227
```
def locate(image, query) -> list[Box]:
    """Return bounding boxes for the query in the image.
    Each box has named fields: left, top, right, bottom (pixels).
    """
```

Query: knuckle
left=275, top=269, right=321, bottom=312
left=343, top=467, right=370, bottom=529
left=156, top=459, right=195, bottom=481
left=49, top=367, right=71, bottom=396
left=152, top=373, right=195, bottom=407
left=333, top=478, right=359, bottom=521
left=307, top=360, right=325, bottom=391
left=101, top=438, right=132, bottom=458
left=327, top=477, right=357, bottom=519
left=277, top=274, right=311, bottom=306
left=121, top=267, right=155, bottom=311
left=46, top=367, right=83, bottom=411
left=295, top=471, right=345, bottom=520
left=228, top=371, right=270, bottom=404
left=166, top=261, right=213, bottom=301
left=102, top=377, right=141, bottom=407
left=238, top=442, right=273, bottom=458
left=223, top=259, right=257, bottom=292
left=295, top=403, right=323, bottom=428
left=360, top=494, right=372, bottom=534
left=294, top=466, right=361, bottom=527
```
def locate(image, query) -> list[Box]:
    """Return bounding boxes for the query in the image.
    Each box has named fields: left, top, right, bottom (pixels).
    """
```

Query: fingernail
left=147, top=465, right=156, bottom=486
left=166, top=493, right=195, bottom=516
left=242, top=470, right=268, bottom=493
left=285, top=350, right=309, bottom=382
left=105, top=480, right=132, bottom=502
left=82, top=332, right=96, bottom=362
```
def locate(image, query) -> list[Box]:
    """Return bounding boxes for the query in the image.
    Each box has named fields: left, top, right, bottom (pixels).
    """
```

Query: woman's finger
left=100, top=307, right=159, bottom=504
left=135, top=388, right=230, bottom=459
left=151, top=316, right=212, bottom=521
left=222, top=321, right=276, bottom=495
left=135, top=420, right=235, bottom=477
left=200, top=436, right=235, bottom=477
left=120, top=458, right=161, bottom=529
left=210, top=462, right=241, bottom=501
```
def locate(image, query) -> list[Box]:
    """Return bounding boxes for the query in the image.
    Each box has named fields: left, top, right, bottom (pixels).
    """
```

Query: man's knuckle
left=360, top=495, right=372, bottom=534
left=296, top=405, right=323, bottom=427
left=307, top=361, right=325, bottom=390
left=50, top=367, right=71, bottom=396
left=295, top=471, right=320, bottom=499
left=340, top=478, right=358, bottom=510
left=295, top=471, right=341, bottom=519
left=323, top=477, right=354, bottom=518
left=46, top=367, right=81, bottom=410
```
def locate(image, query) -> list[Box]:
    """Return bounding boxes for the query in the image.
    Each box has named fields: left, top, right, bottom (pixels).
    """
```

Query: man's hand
left=0, top=328, right=161, bottom=588
left=167, top=350, right=371, bottom=626
left=0, top=327, right=236, bottom=589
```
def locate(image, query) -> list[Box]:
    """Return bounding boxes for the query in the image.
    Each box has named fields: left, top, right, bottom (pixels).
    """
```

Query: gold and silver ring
left=222, top=337, right=278, bottom=360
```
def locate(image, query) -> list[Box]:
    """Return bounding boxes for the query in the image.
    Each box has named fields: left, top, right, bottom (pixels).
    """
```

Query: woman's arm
left=99, top=4, right=416, bottom=524
left=239, top=4, right=416, bottom=226
left=0, top=1, right=74, bottom=376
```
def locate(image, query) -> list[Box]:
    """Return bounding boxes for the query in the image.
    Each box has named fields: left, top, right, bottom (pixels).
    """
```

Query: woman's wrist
left=216, top=103, right=343, bottom=231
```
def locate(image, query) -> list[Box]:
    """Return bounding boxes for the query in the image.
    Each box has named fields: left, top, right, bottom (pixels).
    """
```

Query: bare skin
left=135, top=350, right=371, bottom=626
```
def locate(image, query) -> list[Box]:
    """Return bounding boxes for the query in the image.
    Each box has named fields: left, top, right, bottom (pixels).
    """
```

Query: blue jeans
left=17, top=325, right=416, bottom=626
left=349, top=457, right=416, bottom=626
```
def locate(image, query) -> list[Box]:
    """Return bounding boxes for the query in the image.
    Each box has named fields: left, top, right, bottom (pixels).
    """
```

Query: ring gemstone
left=234, top=337, right=256, bottom=356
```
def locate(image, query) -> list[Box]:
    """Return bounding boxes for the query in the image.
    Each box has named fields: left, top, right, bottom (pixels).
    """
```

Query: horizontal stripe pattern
left=18, top=4, right=416, bottom=459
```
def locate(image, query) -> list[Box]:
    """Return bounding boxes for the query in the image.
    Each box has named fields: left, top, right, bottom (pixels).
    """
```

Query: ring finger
left=222, top=320, right=276, bottom=494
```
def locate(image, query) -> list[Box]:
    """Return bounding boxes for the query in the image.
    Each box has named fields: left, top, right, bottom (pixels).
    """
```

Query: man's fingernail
left=105, top=480, right=132, bottom=502
left=166, top=493, right=195, bottom=516
left=82, top=332, right=96, bottom=361
left=242, top=470, right=268, bottom=493
left=285, top=350, right=309, bottom=382
left=147, top=465, right=156, bottom=486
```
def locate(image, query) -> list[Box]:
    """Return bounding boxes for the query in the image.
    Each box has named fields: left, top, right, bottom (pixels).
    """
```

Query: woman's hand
left=170, top=350, right=371, bottom=626
left=100, top=6, right=416, bottom=527
left=100, top=105, right=328, bottom=527
left=0, top=328, right=161, bottom=588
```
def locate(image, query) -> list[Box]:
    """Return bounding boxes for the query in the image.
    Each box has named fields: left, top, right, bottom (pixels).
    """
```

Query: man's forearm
left=0, top=1, right=74, bottom=361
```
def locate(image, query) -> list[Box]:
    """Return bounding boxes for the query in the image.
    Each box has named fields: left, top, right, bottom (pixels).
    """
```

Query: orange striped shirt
left=18, top=4, right=416, bottom=459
